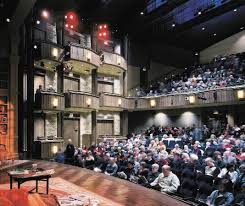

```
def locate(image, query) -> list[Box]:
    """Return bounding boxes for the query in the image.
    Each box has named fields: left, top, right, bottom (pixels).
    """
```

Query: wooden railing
left=35, top=91, right=65, bottom=111
left=128, top=87, right=245, bottom=110
left=65, top=91, right=99, bottom=109
left=99, top=93, right=128, bottom=109
left=69, top=43, right=100, bottom=67
left=103, top=51, right=127, bottom=71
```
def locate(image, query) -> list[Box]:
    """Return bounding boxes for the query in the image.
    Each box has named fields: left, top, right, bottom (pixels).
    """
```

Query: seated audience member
left=147, top=163, right=160, bottom=183
left=150, top=165, right=180, bottom=193
left=218, top=163, right=238, bottom=184
left=54, top=148, right=64, bottom=163
left=105, top=157, right=118, bottom=176
left=234, top=183, right=245, bottom=206
left=117, top=161, right=135, bottom=180
left=64, top=139, right=75, bottom=164
left=206, top=179, right=234, bottom=206
left=205, top=157, right=220, bottom=178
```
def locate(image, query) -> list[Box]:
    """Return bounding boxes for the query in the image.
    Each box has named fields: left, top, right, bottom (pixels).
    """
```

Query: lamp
left=117, top=57, right=121, bottom=66
left=189, top=95, right=196, bottom=104
left=118, top=98, right=122, bottom=106
left=86, top=98, right=91, bottom=107
left=237, top=90, right=245, bottom=99
left=52, top=145, right=58, bottom=154
left=150, top=99, right=156, bottom=107
left=52, top=48, right=58, bottom=58
left=87, top=52, right=91, bottom=62
left=52, top=98, right=58, bottom=108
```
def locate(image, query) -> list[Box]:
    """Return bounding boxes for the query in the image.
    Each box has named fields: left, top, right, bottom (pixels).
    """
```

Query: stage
left=0, top=160, right=190, bottom=206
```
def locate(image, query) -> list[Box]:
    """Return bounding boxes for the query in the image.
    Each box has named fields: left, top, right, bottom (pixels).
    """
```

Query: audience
left=134, top=54, right=245, bottom=97
left=56, top=110, right=245, bottom=204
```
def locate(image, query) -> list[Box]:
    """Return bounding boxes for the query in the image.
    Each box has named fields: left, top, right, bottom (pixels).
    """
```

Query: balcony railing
left=65, top=91, right=99, bottom=110
left=100, top=93, right=128, bottom=109
left=35, top=91, right=65, bottom=111
left=128, top=86, right=245, bottom=110
left=69, top=43, right=100, bottom=67
left=102, top=51, right=127, bottom=71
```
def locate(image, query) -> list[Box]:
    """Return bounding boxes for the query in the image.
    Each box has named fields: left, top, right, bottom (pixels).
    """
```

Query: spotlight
left=198, top=11, right=202, bottom=15
left=140, top=11, right=144, bottom=15
left=42, top=10, right=49, bottom=18
left=6, top=18, right=10, bottom=22
left=70, top=25, right=74, bottom=29
left=172, top=23, right=176, bottom=27
left=65, top=15, right=67, bottom=19
left=234, top=9, right=237, bottom=12
left=70, top=15, right=73, bottom=19
left=65, top=24, right=69, bottom=28
left=99, top=25, right=102, bottom=29
left=202, top=27, right=205, bottom=31
left=104, top=24, right=107, bottom=28
left=103, top=32, right=107, bottom=36
left=36, top=20, right=40, bottom=25
left=34, top=45, right=37, bottom=49
left=240, top=27, right=244, bottom=30
left=195, top=52, right=199, bottom=56
left=99, top=33, right=102, bottom=37
left=213, top=33, right=217, bottom=36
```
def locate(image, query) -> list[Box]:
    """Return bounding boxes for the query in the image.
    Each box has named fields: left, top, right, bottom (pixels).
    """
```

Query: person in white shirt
left=218, top=163, right=238, bottom=184
left=150, top=165, right=180, bottom=193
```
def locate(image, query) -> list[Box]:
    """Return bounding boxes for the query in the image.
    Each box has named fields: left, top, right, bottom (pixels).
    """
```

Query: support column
left=227, top=111, right=235, bottom=127
left=91, top=111, right=97, bottom=144
left=92, top=69, right=98, bottom=95
left=123, top=71, right=128, bottom=97
left=120, top=111, right=128, bottom=136
left=55, top=12, right=64, bottom=46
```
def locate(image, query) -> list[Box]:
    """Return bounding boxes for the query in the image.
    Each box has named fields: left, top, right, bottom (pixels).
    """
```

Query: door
left=63, top=119, right=80, bottom=147
left=97, top=120, right=113, bottom=136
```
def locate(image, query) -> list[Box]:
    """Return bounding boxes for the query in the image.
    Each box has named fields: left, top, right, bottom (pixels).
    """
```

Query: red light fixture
left=42, top=10, right=49, bottom=18
left=70, top=15, right=73, bottom=19
left=65, top=15, right=67, bottom=19
left=104, top=24, right=107, bottom=29
left=99, top=25, right=102, bottom=29
left=65, top=24, right=69, bottom=28
left=70, top=25, right=74, bottom=29
left=103, top=32, right=107, bottom=36
left=99, top=33, right=102, bottom=37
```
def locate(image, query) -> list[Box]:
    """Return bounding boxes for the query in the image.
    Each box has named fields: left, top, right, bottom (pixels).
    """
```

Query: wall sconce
left=237, top=90, right=245, bottom=99
left=189, top=95, right=196, bottom=104
left=52, top=145, right=58, bottom=154
left=52, top=97, right=58, bottom=108
left=87, top=52, right=91, bottom=62
left=117, top=57, right=121, bottom=66
left=150, top=99, right=156, bottom=107
left=118, top=98, right=122, bottom=106
left=86, top=97, right=91, bottom=107
left=52, top=48, right=58, bottom=58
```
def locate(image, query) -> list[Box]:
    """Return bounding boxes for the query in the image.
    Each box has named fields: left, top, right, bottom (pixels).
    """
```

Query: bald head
left=162, top=165, right=171, bottom=176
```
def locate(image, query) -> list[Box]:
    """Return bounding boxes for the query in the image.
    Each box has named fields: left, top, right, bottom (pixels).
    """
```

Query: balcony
left=65, top=91, right=99, bottom=111
left=34, top=41, right=64, bottom=72
left=98, top=51, right=127, bottom=76
left=35, top=91, right=65, bottom=111
left=99, top=93, right=128, bottom=111
left=128, top=87, right=245, bottom=110
left=64, top=43, right=100, bottom=75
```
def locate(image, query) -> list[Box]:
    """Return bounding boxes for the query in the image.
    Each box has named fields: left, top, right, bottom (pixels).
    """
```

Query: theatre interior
left=1, top=0, right=245, bottom=205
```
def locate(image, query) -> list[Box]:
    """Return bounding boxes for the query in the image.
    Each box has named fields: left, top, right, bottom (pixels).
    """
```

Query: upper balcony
left=99, top=93, right=128, bottom=111
left=63, top=43, right=100, bottom=75
left=33, top=41, right=64, bottom=72
left=35, top=91, right=65, bottom=112
left=65, top=91, right=99, bottom=112
left=98, top=51, right=127, bottom=76
left=128, top=86, right=245, bottom=111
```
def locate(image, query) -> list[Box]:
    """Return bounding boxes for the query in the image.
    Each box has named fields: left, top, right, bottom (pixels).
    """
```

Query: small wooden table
left=8, top=170, right=52, bottom=194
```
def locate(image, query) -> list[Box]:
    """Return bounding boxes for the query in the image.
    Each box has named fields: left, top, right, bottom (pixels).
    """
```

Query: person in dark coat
left=64, top=139, right=75, bottom=164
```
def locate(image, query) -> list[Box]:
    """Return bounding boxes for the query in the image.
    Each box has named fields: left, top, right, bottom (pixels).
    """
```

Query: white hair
left=152, top=163, right=159, bottom=170
left=190, top=153, right=199, bottom=161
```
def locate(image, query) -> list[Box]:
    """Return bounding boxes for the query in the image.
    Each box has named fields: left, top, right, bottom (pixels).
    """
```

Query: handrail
left=66, top=90, right=99, bottom=98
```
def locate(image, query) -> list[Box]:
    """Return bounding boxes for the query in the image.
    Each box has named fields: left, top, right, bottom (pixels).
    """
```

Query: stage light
left=70, top=25, right=74, bottom=29
left=36, top=20, right=40, bottom=25
left=99, top=25, right=103, bottom=29
left=234, top=9, right=237, bottom=12
left=65, top=24, right=69, bottom=28
left=52, top=145, right=58, bottom=154
left=65, top=15, right=67, bottom=19
left=103, top=32, right=107, bottom=36
left=99, top=33, right=102, bottom=37
left=140, top=11, right=144, bottom=15
left=198, top=11, right=202, bottom=15
left=195, top=52, right=199, bottom=56
left=6, top=18, right=10, bottom=22
left=33, top=45, right=37, bottom=49
left=86, top=98, right=91, bottom=106
left=42, top=10, right=49, bottom=18
left=213, top=33, right=217, bottom=37
left=104, top=24, right=107, bottom=28
left=172, top=23, right=176, bottom=27
left=118, top=98, right=122, bottom=106
left=237, top=90, right=245, bottom=99
left=189, top=95, right=196, bottom=104
left=52, top=48, right=58, bottom=58
left=240, top=27, right=244, bottom=30
left=202, top=27, right=205, bottom=31
left=70, top=15, right=73, bottom=19
left=150, top=99, right=156, bottom=108
left=52, top=98, right=58, bottom=108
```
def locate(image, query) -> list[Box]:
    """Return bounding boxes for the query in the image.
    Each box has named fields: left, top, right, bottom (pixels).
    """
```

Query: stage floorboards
left=0, top=160, right=189, bottom=206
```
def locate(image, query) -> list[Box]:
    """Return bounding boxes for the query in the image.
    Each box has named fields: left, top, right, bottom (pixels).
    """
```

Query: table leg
left=46, top=178, right=49, bottom=194
left=10, top=176, right=13, bottom=190
left=36, top=180, right=38, bottom=193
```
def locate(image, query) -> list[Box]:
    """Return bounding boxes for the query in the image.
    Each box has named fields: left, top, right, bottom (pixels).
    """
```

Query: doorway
left=63, top=119, right=80, bottom=147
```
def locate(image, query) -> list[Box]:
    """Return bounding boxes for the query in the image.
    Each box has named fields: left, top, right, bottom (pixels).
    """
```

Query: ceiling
left=0, top=0, right=20, bottom=26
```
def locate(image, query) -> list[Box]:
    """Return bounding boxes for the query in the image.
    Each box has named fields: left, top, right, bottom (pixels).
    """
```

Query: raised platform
left=0, top=160, right=190, bottom=206
left=0, top=160, right=32, bottom=173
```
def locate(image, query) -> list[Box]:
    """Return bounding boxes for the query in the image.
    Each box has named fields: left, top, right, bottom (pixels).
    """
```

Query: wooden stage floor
left=0, top=160, right=190, bottom=206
